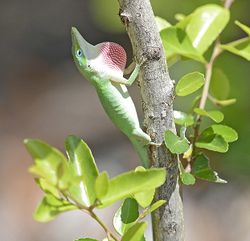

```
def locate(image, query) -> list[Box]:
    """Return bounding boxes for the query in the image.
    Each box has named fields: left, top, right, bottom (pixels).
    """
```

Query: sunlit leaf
left=185, top=4, right=230, bottom=53
left=65, top=136, right=99, bottom=207
left=113, top=207, right=135, bottom=236
left=25, top=139, right=68, bottom=186
left=194, top=108, right=224, bottom=123
left=33, top=194, right=77, bottom=222
left=174, top=111, right=194, bottom=126
left=210, top=68, right=230, bottom=100
left=95, top=172, right=109, bottom=199
left=121, top=222, right=147, bottom=241
left=164, top=130, right=189, bottom=154
left=210, top=98, right=236, bottom=107
left=121, top=198, right=139, bottom=224
left=192, top=154, right=227, bottom=183
left=98, top=168, right=166, bottom=208
left=133, top=166, right=155, bottom=208
left=36, top=178, right=61, bottom=199
left=155, top=16, right=171, bottom=32
left=160, top=27, right=206, bottom=63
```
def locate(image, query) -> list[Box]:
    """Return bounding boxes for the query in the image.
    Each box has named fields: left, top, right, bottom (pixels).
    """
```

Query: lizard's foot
left=149, top=141, right=162, bottom=147
left=134, top=55, right=147, bottom=66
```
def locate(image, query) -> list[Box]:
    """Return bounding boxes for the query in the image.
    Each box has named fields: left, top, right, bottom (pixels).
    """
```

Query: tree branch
left=118, top=1, right=184, bottom=240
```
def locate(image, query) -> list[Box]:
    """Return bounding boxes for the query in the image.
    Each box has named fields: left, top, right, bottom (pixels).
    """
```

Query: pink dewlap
left=99, top=42, right=127, bottom=75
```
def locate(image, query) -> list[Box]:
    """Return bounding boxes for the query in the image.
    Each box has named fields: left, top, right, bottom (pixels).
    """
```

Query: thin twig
left=88, top=210, right=120, bottom=241
left=191, top=0, right=234, bottom=160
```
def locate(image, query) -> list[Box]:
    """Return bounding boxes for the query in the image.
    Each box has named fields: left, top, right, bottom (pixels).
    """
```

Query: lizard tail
left=130, top=139, right=150, bottom=168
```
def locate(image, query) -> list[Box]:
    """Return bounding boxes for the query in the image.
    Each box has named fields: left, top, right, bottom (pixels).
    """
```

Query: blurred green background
left=0, top=0, right=249, bottom=241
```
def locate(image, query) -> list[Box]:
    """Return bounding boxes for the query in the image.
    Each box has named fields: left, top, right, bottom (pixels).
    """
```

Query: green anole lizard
left=71, top=27, right=154, bottom=168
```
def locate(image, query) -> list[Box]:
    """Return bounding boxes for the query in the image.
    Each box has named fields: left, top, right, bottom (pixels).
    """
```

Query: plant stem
left=88, top=209, right=120, bottom=241
left=118, top=1, right=184, bottom=240
left=191, top=0, right=234, bottom=159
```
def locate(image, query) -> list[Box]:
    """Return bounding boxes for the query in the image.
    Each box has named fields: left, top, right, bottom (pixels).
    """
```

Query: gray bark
left=117, top=1, right=184, bottom=241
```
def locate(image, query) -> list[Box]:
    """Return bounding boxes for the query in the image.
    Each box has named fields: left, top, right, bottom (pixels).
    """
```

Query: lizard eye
left=76, top=49, right=83, bottom=57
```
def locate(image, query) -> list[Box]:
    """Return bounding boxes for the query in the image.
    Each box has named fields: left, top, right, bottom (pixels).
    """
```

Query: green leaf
left=98, top=168, right=166, bottom=208
left=36, top=178, right=61, bottom=199
left=199, top=124, right=238, bottom=143
left=176, top=72, right=205, bottom=96
left=24, top=139, right=68, bottom=186
left=179, top=161, right=196, bottom=185
left=155, top=16, right=171, bottom=32
left=95, top=172, right=109, bottom=199
left=220, top=38, right=250, bottom=61
left=235, top=20, right=250, bottom=35
left=65, top=135, right=99, bottom=207
left=160, top=27, right=206, bottom=63
left=210, top=68, right=230, bottom=100
left=174, top=111, right=194, bottom=126
left=33, top=194, right=77, bottom=222
left=185, top=4, right=230, bottom=54
left=121, top=198, right=139, bottom=224
left=113, top=207, right=135, bottom=236
left=133, top=166, right=155, bottom=208
left=211, top=98, right=236, bottom=107
left=164, top=130, right=189, bottom=154
left=134, top=189, right=155, bottom=208
left=143, top=200, right=166, bottom=217
left=192, top=154, right=227, bottom=183
left=121, top=222, right=147, bottom=241
left=194, top=108, right=224, bottom=123
left=220, top=21, right=250, bottom=61
left=196, top=134, right=228, bottom=153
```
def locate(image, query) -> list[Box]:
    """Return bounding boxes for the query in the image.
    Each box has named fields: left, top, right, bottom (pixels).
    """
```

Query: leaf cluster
left=25, top=136, right=167, bottom=241
left=156, top=3, right=246, bottom=185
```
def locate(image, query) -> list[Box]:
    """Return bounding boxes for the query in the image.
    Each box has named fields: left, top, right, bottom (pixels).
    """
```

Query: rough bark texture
left=118, top=1, right=184, bottom=241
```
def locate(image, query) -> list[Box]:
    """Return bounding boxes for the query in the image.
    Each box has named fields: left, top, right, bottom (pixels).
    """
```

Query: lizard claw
left=149, top=141, right=162, bottom=147
left=134, top=55, right=147, bottom=66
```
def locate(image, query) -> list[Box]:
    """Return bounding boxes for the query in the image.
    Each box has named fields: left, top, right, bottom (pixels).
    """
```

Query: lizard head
left=71, top=27, right=93, bottom=72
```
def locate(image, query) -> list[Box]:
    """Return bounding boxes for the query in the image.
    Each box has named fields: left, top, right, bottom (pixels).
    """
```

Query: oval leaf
left=174, top=110, right=194, bottom=126
left=121, top=198, right=139, bottom=224
left=194, top=108, right=224, bottom=123
left=113, top=207, right=135, bottom=236
left=160, top=27, right=206, bottom=62
left=33, top=194, right=76, bottom=222
left=98, top=168, right=166, bottom=208
left=164, top=130, right=189, bottom=154
left=195, top=134, right=228, bottom=153
left=185, top=4, right=230, bottom=53
left=121, top=222, right=147, bottom=241
left=24, top=139, right=68, bottom=185
left=180, top=172, right=196, bottom=185
left=192, top=154, right=227, bottom=183
left=200, top=124, right=238, bottom=143
left=65, top=135, right=99, bottom=207
left=210, top=68, right=230, bottom=100
left=176, top=72, right=205, bottom=96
